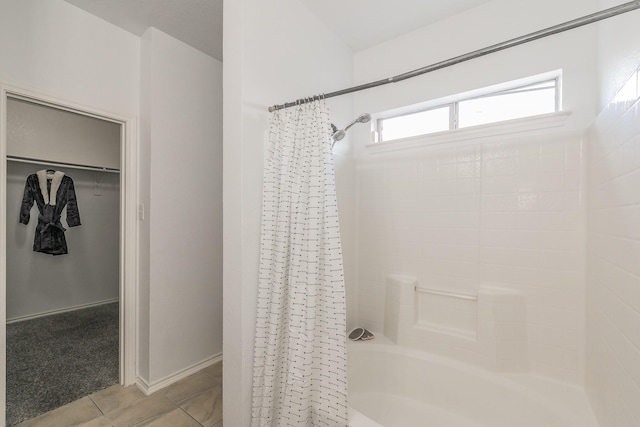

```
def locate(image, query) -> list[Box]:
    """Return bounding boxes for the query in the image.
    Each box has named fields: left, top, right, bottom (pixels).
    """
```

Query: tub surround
left=348, top=337, right=597, bottom=427
left=384, top=275, right=528, bottom=372
left=356, top=131, right=586, bottom=384
left=586, top=64, right=640, bottom=426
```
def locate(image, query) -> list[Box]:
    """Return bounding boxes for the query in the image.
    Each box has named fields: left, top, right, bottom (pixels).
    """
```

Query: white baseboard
left=6, top=298, right=119, bottom=324
left=136, top=352, right=223, bottom=396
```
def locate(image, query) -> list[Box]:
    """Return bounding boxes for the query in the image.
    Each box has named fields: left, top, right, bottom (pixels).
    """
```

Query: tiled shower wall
left=586, top=68, right=640, bottom=426
left=356, top=129, right=586, bottom=383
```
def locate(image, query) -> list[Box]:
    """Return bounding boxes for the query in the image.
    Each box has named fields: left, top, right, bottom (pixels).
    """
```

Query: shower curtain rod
left=7, top=155, right=120, bottom=174
left=268, top=0, right=640, bottom=112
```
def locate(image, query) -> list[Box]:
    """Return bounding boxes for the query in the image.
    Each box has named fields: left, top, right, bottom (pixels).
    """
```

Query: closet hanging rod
left=267, top=0, right=640, bottom=112
left=6, top=155, right=120, bottom=174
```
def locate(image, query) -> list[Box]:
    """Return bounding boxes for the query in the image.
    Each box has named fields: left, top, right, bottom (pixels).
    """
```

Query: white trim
left=6, top=298, right=119, bottom=324
left=374, top=70, right=563, bottom=124
left=415, top=287, right=477, bottom=301
left=120, top=109, right=139, bottom=388
left=0, top=81, right=7, bottom=426
left=136, top=353, right=223, bottom=396
left=366, top=111, right=571, bottom=154
left=0, top=82, right=139, bottom=419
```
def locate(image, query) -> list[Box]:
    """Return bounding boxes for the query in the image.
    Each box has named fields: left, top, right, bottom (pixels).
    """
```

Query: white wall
left=349, top=0, right=597, bottom=384
left=1, top=0, right=224, bottom=399
left=223, top=0, right=354, bottom=424
left=7, top=98, right=121, bottom=170
left=0, top=0, right=139, bottom=117
left=6, top=98, right=120, bottom=320
left=0, top=3, right=139, bottom=416
left=586, top=2, right=640, bottom=425
left=139, top=27, right=223, bottom=386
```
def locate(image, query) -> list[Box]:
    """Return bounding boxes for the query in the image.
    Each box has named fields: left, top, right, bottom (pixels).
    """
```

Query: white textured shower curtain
left=251, top=101, right=349, bottom=427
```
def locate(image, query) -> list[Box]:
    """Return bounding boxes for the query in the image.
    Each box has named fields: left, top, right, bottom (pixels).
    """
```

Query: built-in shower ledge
left=414, top=322, right=477, bottom=341
left=365, top=111, right=571, bottom=153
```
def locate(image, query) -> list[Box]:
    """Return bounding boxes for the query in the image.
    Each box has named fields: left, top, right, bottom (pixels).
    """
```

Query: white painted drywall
left=1, top=0, right=224, bottom=400
left=7, top=98, right=121, bottom=170
left=139, top=27, right=223, bottom=385
left=0, top=0, right=140, bottom=117
left=0, top=3, right=138, bottom=419
left=223, top=0, right=354, bottom=424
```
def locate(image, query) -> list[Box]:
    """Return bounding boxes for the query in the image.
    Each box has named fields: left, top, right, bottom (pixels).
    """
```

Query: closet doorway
left=0, top=84, right=137, bottom=425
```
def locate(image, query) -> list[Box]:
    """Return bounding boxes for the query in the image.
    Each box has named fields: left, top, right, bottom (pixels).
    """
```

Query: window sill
left=365, top=111, right=571, bottom=154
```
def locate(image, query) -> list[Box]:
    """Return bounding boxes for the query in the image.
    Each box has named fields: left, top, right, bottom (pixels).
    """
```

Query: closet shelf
left=7, top=155, right=120, bottom=174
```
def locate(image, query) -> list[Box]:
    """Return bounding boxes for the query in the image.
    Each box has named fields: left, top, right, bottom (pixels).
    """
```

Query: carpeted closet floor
left=6, top=302, right=119, bottom=426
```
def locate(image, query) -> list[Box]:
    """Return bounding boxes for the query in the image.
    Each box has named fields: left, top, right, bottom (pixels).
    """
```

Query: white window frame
left=375, top=75, right=561, bottom=144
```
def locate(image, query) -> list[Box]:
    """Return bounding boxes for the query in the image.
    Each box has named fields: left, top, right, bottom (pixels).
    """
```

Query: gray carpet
left=6, top=302, right=119, bottom=426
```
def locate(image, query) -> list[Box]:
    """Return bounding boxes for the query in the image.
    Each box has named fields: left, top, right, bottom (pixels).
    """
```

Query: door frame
left=0, top=82, right=138, bottom=420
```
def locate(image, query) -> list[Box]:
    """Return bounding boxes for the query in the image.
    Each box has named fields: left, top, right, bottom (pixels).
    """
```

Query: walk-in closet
left=5, top=97, right=121, bottom=426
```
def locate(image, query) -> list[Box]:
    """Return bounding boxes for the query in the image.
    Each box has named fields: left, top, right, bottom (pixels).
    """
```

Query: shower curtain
left=251, top=101, right=349, bottom=427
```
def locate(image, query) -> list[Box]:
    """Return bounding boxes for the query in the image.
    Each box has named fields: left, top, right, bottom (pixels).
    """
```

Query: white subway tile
left=624, top=306, right=640, bottom=351
left=629, top=275, right=640, bottom=313
left=538, top=192, right=565, bottom=211
left=537, top=344, right=565, bottom=367
left=537, top=172, right=565, bottom=192
left=517, top=192, right=539, bottom=211
left=540, top=152, right=567, bottom=173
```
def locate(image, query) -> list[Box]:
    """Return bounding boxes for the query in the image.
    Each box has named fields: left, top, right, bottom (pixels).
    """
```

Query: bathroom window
left=377, top=106, right=450, bottom=141
left=376, top=77, right=560, bottom=143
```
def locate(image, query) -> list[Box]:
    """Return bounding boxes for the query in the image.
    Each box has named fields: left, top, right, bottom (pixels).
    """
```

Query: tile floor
left=14, top=362, right=222, bottom=427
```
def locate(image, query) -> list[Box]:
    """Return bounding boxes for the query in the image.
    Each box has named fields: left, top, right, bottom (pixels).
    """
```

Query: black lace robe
left=19, top=170, right=81, bottom=255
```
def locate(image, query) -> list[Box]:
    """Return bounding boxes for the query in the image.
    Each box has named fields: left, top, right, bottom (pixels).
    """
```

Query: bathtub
left=347, top=336, right=597, bottom=427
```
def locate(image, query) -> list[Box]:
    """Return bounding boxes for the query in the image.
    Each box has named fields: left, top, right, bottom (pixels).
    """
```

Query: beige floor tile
left=141, top=408, right=202, bottom=427
left=163, top=370, right=219, bottom=404
left=104, top=393, right=177, bottom=427
left=179, top=384, right=222, bottom=427
left=90, top=384, right=145, bottom=414
left=203, top=362, right=222, bottom=382
left=15, top=397, right=102, bottom=427
left=80, top=415, right=115, bottom=426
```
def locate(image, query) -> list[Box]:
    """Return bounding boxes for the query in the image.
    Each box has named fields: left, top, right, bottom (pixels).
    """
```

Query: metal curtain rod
left=7, top=155, right=120, bottom=174
left=268, top=0, right=640, bottom=112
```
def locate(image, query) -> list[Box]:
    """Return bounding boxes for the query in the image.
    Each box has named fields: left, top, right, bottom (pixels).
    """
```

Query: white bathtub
left=347, top=337, right=598, bottom=427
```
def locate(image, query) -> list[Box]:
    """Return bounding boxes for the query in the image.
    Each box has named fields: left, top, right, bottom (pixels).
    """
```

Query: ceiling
left=299, top=0, right=491, bottom=51
left=64, top=0, right=224, bottom=60
left=64, top=0, right=491, bottom=61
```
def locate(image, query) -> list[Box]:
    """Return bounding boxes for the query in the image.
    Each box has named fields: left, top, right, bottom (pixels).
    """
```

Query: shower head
left=331, top=113, right=371, bottom=143
left=332, top=129, right=347, bottom=142
left=356, top=113, right=372, bottom=124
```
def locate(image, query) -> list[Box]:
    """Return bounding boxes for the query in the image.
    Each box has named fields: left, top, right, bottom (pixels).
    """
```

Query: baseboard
left=136, top=352, right=223, bottom=396
left=6, top=298, right=119, bottom=324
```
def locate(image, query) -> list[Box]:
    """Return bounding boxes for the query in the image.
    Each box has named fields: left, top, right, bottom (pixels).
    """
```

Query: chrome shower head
left=331, top=113, right=371, bottom=144
left=332, top=129, right=347, bottom=141
left=355, top=113, right=371, bottom=124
